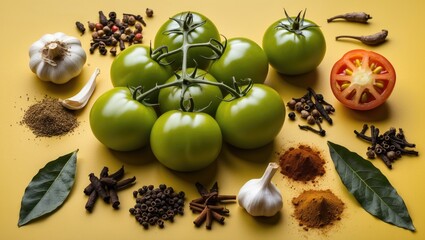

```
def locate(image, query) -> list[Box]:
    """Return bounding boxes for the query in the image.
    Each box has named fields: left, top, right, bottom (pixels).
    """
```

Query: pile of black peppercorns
left=130, top=184, right=185, bottom=229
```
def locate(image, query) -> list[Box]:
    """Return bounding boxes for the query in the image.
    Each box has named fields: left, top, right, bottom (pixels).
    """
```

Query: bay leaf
left=18, top=149, right=78, bottom=227
left=327, top=141, right=415, bottom=231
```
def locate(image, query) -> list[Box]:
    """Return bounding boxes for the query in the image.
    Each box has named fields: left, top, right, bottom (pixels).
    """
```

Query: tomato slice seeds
left=330, top=49, right=396, bottom=110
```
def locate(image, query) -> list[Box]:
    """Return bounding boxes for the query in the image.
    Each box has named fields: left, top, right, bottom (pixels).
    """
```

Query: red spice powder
left=279, top=145, right=325, bottom=181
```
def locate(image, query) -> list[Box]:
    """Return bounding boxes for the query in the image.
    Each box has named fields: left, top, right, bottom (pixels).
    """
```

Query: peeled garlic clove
left=237, top=162, right=283, bottom=217
left=60, top=68, right=100, bottom=110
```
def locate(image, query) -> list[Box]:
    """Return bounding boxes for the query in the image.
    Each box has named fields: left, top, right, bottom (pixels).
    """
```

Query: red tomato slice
left=330, top=49, right=396, bottom=111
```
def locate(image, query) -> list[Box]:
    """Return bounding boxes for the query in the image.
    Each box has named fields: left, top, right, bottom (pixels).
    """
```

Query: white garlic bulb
left=237, top=162, right=283, bottom=217
left=29, top=32, right=87, bottom=84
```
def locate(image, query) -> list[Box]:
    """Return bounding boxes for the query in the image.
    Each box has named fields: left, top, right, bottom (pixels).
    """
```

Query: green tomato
left=215, top=84, right=285, bottom=149
left=209, top=37, right=269, bottom=86
left=150, top=110, right=222, bottom=172
left=90, top=87, right=157, bottom=151
left=158, top=68, right=223, bottom=116
left=154, top=12, right=220, bottom=70
left=262, top=12, right=326, bottom=75
left=110, top=45, right=173, bottom=102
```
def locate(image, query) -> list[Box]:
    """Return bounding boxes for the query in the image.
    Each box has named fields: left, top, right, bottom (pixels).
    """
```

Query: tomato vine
left=133, top=12, right=253, bottom=110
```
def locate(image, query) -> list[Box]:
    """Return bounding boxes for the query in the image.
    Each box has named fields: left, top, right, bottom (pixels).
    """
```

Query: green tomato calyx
left=167, top=11, right=206, bottom=34
left=276, top=9, right=318, bottom=35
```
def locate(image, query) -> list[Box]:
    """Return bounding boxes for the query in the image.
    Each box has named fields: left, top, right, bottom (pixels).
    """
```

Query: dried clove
left=89, top=42, right=99, bottom=54
left=109, top=47, right=117, bottom=56
left=308, top=87, right=333, bottom=125
left=98, top=43, right=108, bottom=55
left=98, top=11, right=108, bottom=26
left=327, top=12, right=372, bottom=23
left=287, top=88, right=335, bottom=137
left=75, top=21, right=86, bottom=35
left=119, top=39, right=125, bottom=51
left=354, top=124, right=419, bottom=169
left=299, top=124, right=326, bottom=137
left=336, top=29, right=388, bottom=46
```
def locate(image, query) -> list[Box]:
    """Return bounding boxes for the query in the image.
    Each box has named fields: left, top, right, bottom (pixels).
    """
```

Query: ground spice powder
left=22, top=98, right=78, bottom=137
left=279, top=145, right=325, bottom=181
left=292, top=189, right=344, bottom=230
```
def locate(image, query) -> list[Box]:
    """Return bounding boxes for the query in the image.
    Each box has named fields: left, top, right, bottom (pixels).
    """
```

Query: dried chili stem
left=327, top=12, right=372, bottom=23
left=336, top=29, right=388, bottom=46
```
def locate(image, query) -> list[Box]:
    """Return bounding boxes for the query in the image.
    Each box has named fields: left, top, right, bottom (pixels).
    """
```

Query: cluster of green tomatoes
left=89, top=11, right=327, bottom=172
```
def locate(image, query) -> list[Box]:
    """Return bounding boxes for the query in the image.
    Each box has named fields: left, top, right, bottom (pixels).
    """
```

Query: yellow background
left=1, top=0, right=424, bottom=239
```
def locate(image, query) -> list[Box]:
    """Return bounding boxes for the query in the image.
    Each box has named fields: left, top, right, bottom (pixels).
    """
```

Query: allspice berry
left=146, top=8, right=154, bottom=17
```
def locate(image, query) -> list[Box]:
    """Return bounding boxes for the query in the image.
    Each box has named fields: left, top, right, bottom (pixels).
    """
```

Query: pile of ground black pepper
left=21, top=98, right=79, bottom=137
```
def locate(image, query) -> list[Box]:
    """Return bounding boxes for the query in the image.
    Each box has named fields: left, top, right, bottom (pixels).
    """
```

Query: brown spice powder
left=292, top=189, right=344, bottom=230
left=279, top=145, right=325, bottom=181
left=22, top=98, right=78, bottom=137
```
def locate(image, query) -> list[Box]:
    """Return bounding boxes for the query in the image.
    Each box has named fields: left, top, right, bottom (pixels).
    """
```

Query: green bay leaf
left=18, top=149, right=78, bottom=227
left=327, top=141, right=415, bottom=231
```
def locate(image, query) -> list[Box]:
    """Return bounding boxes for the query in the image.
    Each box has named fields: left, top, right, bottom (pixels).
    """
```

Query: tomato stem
left=276, top=9, right=318, bottom=35
left=140, top=12, right=254, bottom=108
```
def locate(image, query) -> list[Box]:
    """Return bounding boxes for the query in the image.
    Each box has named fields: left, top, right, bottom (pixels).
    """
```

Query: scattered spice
left=292, top=189, right=344, bottom=230
left=146, top=8, right=154, bottom=18
left=336, top=29, right=388, bottom=46
left=130, top=184, right=185, bottom=229
left=84, top=166, right=136, bottom=211
left=75, top=21, right=86, bottom=35
left=190, top=182, right=236, bottom=230
left=279, top=145, right=325, bottom=182
left=327, top=12, right=372, bottom=23
left=354, top=124, right=419, bottom=169
left=21, top=98, right=78, bottom=137
left=77, top=10, right=148, bottom=56
left=287, top=88, right=335, bottom=136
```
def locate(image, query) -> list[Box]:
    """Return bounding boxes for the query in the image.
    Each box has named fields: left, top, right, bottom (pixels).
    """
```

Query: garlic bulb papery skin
left=237, top=162, right=283, bottom=217
left=29, top=32, right=87, bottom=84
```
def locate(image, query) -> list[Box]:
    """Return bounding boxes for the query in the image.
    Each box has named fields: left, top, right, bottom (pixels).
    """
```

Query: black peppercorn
left=288, top=112, right=296, bottom=120
left=131, top=184, right=185, bottom=229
